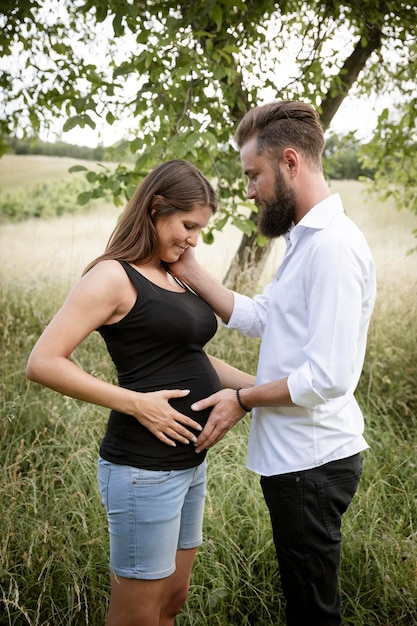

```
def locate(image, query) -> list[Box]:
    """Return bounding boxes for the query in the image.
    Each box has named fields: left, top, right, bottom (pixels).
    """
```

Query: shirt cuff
left=287, top=367, right=326, bottom=409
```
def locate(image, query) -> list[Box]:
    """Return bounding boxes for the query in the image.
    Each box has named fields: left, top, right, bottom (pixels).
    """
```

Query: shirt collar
left=284, top=194, right=344, bottom=247
left=297, top=193, right=344, bottom=230
left=284, top=193, right=344, bottom=247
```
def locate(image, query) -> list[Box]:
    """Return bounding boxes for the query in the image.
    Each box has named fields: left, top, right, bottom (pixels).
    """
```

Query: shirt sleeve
left=287, top=235, right=369, bottom=408
left=224, top=283, right=274, bottom=338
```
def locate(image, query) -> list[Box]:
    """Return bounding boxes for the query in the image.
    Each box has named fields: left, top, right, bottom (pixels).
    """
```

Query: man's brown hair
left=234, top=100, right=325, bottom=170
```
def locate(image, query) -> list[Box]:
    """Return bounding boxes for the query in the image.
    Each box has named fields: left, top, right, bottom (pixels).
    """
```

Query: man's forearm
left=180, top=261, right=235, bottom=323
left=237, top=378, right=294, bottom=411
left=208, top=355, right=256, bottom=389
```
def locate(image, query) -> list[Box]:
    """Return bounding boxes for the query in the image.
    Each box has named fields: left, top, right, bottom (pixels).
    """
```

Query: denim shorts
left=97, top=457, right=207, bottom=580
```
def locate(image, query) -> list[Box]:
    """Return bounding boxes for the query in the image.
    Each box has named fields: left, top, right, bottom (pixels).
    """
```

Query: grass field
left=1, top=155, right=416, bottom=625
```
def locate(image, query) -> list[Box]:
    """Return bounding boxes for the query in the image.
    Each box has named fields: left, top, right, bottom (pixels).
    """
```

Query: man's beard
left=257, top=169, right=296, bottom=238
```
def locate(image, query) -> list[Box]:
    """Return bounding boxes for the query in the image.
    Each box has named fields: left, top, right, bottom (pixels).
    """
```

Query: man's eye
left=185, top=224, right=194, bottom=230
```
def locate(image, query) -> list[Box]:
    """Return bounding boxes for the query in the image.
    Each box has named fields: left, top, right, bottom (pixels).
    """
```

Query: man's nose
left=247, top=180, right=257, bottom=199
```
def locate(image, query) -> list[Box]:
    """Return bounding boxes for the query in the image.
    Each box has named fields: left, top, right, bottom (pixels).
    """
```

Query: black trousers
left=261, top=453, right=363, bottom=626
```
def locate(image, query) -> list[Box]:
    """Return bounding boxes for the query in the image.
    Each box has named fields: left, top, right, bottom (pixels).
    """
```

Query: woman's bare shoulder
left=84, top=259, right=129, bottom=284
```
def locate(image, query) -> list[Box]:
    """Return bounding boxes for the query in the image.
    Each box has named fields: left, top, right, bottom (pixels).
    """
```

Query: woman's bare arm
left=26, top=261, right=204, bottom=446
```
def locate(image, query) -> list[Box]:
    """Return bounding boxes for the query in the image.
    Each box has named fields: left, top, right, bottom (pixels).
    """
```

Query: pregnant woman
left=26, top=159, right=254, bottom=626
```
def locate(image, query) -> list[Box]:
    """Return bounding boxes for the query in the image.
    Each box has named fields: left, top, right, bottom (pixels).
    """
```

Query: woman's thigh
left=106, top=548, right=198, bottom=626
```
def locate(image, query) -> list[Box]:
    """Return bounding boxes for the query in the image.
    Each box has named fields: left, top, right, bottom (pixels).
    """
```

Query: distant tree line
left=5, top=136, right=107, bottom=161
left=4, top=134, right=374, bottom=181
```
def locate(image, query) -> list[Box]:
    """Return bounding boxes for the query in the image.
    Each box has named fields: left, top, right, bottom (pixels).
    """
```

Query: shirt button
left=295, top=476, right=301, bottom=482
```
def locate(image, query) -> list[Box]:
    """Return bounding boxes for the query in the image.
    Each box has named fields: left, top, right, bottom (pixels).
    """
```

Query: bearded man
left=170, top=100, right=377, bottom=626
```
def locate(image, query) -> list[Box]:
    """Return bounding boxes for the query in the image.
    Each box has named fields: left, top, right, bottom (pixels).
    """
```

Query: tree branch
left=320, top=22, right=383, bottom=130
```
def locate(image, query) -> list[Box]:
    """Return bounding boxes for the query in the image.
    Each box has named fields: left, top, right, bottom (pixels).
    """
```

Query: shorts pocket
left=131, top=468, right=173, bottom=486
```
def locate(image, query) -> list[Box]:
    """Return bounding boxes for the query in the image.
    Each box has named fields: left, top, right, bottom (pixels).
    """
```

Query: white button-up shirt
left=226, top=194, right=377, bottom=476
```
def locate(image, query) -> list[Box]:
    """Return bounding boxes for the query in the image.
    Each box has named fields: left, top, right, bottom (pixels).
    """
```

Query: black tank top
left=98, top=261, right=222, bottom=470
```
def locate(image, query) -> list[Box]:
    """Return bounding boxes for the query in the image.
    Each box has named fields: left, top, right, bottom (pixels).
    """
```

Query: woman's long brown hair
left=84, top=159, right=217, bottom=273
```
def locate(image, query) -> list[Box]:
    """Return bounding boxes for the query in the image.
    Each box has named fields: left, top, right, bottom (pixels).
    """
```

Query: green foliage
left=1, top=277, right=416, bottom=625
left=324, top=132, right=377, bottom=180
left=359, top=99, right=417, bottom=217
left=0, top=177, right=98, bottom=222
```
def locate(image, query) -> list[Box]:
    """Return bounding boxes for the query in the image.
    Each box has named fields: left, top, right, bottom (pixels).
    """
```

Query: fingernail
left=191, top=402, right=198, bottom=410
left=182, top=389, right=190, bottom=395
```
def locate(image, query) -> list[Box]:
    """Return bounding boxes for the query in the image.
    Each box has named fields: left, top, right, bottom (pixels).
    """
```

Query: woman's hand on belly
left=126, top=388, right=203, bottom=447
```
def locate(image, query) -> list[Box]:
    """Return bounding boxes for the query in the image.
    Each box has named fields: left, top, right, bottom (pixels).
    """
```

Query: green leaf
left=201, top=230, right=214, bottom=244
left=63, top=116, right=81, bottom=132
left=106, top=111, right=116, bottom=125
left=86, top=171, right=97, bottom=183
left=210, top=5, right=223, bottom=31
left=113, top=12, right=124, bottom=37
left=81, top=114, right=96, bottom=130
left=69, top=165, right=88, bottom=173
left=232, top=216, right=254, bottom=235
left=256, top=233, right=268, bottom=247
left=113, top=62, right=136, bottom=78
left=214, top=214, right=229, bottom=230
left=95, top=4, right=108, bottom=23
left=77, top=191, right=92, bottom=205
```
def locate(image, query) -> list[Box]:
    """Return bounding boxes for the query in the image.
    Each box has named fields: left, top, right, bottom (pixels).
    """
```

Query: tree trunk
left=223, top=210, right=274, bottom=290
